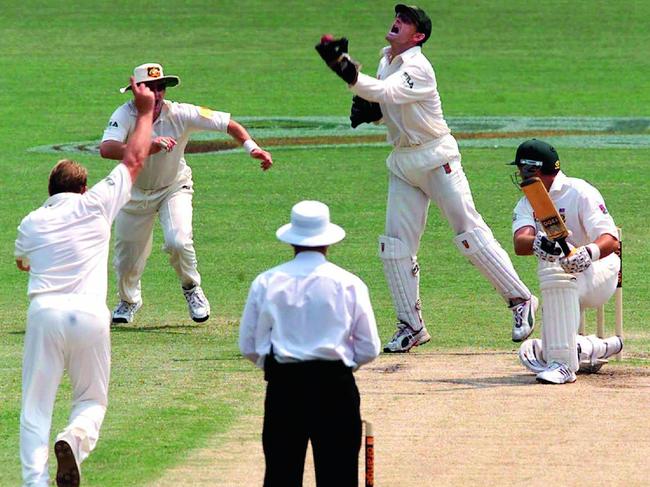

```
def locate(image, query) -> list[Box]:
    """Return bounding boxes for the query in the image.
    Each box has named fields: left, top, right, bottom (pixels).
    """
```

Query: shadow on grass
left=110, top=324, right=197, bottom=333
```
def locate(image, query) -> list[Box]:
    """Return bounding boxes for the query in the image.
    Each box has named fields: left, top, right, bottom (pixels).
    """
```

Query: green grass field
left=1, top=1, right=649, bottom=485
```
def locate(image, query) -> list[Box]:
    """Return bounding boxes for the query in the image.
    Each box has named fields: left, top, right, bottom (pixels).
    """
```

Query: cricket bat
left=520, top=177, right=572, bottom=256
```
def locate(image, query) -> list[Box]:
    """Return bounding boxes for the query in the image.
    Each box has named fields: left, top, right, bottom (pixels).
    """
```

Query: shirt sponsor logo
left=599, top=203, right=608, bottom=214
left=559, top=208, right=567, bottom=222
left=401, top=72, right=414, bottom=89
left=109, top=120, right=118, bottom=127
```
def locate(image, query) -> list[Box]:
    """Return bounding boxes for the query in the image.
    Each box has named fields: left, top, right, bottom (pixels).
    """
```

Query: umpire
left=239, top=200, right=381, bottom=486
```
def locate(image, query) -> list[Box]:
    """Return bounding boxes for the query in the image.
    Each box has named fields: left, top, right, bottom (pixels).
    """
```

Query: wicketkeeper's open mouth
left=391, top=25, right=399, bottom=34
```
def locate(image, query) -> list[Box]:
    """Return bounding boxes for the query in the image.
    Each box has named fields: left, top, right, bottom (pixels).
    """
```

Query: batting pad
left=539, top=262, right=580, bottom=372
left=378, top=235, right=424, bottom=330
left=453, top=228, right=531, bottom=303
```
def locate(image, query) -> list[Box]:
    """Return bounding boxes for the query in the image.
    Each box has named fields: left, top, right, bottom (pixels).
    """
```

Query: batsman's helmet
left=509, top=139, right=560, bottom=178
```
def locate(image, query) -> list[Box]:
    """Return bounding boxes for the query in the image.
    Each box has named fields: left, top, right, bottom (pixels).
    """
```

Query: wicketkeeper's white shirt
left=102, top=100, right=230, bottom=190
left=239, top=251, right=381, bottom=370
left=512, top=171, right=619, bottom=247
left=14, top=164, right=132, bottom=300
left=351, top=45, right=451, bottom=148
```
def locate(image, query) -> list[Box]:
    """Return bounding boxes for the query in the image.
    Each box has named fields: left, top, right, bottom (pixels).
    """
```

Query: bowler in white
left=15, top=78, right=155, bottom=487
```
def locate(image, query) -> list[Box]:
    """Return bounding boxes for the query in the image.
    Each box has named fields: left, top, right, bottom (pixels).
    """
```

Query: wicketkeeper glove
left=350, top=95, right=382, bottom=128
left=532, top=231, right=563, bottom=262
left=315, top=37, right=360, bottom=85
left=559, top=245, right=592, bottom=274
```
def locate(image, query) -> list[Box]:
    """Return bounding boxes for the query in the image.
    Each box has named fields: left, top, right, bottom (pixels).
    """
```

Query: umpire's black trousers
left=262, top=353, right=361, bottom=487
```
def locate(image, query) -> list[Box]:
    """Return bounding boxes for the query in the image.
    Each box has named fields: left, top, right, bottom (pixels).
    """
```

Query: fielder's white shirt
left=239, top=251, right=381, bottom=369
left=14, top=164, right=132, bottom=300
left=102, top=100, right=230, bottom=190
left=512, top=171, right=619, bottom=247
left=351, top=45, right=451, bottom=148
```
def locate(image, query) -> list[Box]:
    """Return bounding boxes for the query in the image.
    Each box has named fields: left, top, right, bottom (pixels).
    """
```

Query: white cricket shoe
left=183, top=285, right=210, bottom=323
left=112, top=300, right=142, bottom=324
left=518, top=338, right=547, bottom=373
left=383, top=321, right=431, bottom=353
left=54, top=432, right=80, bottom=487
left=536, top=361, right=576, bottom=384
left=511, top=295, right=539, bottom=342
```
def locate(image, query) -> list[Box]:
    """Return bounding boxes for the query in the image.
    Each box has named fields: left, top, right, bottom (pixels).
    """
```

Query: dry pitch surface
left=152, top=351, right=650, bottom=487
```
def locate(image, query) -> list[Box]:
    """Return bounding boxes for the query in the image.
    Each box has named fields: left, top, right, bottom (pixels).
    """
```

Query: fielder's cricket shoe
left=383, top=321, right=431, bottom=353
left=510, top=295, right=538, bottom=342
left=183, top=285, right=210, bottom=323
left=518, top=338, right=546, bottom=373
left=536, top=361, right=576, bottom=384
left=111, top=300, right=142, bottom=324
left=54, top=434, right=80, bottom=487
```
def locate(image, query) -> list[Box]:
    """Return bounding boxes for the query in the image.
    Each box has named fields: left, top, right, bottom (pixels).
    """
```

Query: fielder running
left=510, top=139, right=622, bottom=384
left=15, top=78, right=154, bottom=486
left=100, top=63, right=273, bottom=324
left=316, top=5, right=536, bottom=352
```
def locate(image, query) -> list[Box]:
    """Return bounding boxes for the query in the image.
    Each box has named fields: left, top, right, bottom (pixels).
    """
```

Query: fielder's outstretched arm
left=226, top=120, right=273, bottom=171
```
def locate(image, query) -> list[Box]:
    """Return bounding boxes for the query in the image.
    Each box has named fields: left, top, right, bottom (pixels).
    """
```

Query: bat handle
left=557, top=238, right=573, bottom=257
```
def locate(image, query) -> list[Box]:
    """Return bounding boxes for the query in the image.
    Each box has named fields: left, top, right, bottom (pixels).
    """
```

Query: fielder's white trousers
left=20, top=293, right=110, bottom=487
left=114, top=166, right=200, bottom=304
left=385, top=134, right=488, bottom=250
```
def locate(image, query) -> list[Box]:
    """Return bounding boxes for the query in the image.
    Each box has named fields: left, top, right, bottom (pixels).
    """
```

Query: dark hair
left=48, top=159, right=88, bottom=196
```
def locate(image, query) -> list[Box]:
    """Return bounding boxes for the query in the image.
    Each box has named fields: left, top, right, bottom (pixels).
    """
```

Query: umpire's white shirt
left=239, top=251, right=381, bottom=370
left=351, top=46, right=451, bottom=147
left=14, top=164, right=132, bottom=300
left=512, top=171, right=619, bottom=247
left=102, top=101, right=230, bottom=190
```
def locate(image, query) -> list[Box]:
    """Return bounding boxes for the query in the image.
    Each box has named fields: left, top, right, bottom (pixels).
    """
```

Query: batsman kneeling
left=510, top=139, right=622, bottom=384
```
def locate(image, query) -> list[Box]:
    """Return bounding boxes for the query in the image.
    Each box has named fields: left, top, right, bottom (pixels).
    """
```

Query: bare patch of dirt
left=151, top=352, right=650, bottom=486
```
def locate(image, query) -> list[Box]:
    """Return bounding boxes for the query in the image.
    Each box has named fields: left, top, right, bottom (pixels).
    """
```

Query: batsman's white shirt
left=239, top=251, right=381, bottom=370
left=102, top=100, right=230, bottom=190
left=351, top=46, right=451, bottom=148
left=512, top=171, right=620, bottom=307
left=512, top=171, right=619, bottom=247
left=15, top=164, right=132, bottom=299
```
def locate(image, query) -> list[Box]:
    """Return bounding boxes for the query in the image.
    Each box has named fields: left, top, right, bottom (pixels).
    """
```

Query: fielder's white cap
left=120, top=63, right=181, bottom=93
left=276, top=201, right=345, bottom=247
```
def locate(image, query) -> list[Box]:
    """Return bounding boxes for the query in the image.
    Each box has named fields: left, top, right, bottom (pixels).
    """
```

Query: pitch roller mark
left=29, top=116, right=650, bottom=154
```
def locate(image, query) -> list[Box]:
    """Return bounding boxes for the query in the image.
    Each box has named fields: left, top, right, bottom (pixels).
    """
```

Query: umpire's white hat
left=120, top=63, right=180, bottom=93
left=276, top=201, right=345, bottom=247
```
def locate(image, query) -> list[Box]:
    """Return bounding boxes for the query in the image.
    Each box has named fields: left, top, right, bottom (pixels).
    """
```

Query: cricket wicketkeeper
left=316, top=4, right=536, bottom=352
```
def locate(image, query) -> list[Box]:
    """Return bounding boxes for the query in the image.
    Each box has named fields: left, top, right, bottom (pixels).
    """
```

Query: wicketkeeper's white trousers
left=20, top=294, right=110, bottom=487
left=113, top=166, right=201, bottom=304
left=384, top=134, right=529, bottom=303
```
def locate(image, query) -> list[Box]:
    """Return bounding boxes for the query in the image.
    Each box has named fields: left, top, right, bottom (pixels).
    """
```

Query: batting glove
left=559, top=246, right=592, bottom=274
left=532, top=231, right=563, bottom=262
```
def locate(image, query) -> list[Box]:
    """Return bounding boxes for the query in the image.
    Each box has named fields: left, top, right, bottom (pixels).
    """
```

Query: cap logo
left=554, top=160, right=560, bottom=170
left=147, top=66, right=161, bottom=78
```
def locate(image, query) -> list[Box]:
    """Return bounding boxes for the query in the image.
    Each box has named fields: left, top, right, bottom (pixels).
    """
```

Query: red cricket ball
left=321, top=34, right=334, bottom=44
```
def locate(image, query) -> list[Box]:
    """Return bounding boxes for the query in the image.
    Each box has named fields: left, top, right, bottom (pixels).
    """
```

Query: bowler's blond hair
left=48, top=159, right=88, bottom=196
